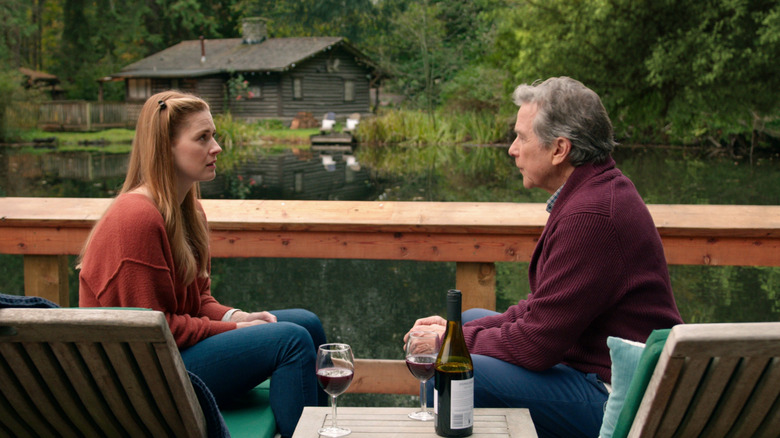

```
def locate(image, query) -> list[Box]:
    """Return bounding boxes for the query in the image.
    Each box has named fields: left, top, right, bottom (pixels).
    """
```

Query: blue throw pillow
left=599, top=336, right=645, bottom=438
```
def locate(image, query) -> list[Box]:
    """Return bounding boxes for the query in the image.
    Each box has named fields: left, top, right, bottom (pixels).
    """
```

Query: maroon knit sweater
left=463, top=157, right=683, bottom=382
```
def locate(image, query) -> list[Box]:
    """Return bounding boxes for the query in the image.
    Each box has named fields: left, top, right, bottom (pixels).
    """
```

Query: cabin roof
left=112, top=37, right=378, bottom=79
left=19, top=67, right=59, bottom=83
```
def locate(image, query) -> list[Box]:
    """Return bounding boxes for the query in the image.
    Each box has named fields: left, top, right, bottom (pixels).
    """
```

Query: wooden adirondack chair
left=0, top=308, right=210, bottom=437
left=0, top=304, right=278, bottom=438
left=627, top=322, right=780, bottom=437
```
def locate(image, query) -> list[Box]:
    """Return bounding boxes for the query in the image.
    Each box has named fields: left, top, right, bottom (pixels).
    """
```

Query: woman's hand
left=231, top=310, right=277, bottom=328
left=236, top=320, right=266, bottom=329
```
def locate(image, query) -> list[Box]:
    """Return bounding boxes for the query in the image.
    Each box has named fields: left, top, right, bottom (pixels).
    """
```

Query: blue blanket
left=0, top=293, right=230, bottom=438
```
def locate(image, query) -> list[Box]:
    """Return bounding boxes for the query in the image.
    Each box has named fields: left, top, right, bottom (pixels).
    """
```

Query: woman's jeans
left=180, top=309, right=327, bottom=437
left=425, top=308, right=609, bottom=438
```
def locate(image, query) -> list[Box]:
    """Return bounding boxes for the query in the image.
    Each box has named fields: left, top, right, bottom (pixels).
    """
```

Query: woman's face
left=171, top=110, right=222, bottom=189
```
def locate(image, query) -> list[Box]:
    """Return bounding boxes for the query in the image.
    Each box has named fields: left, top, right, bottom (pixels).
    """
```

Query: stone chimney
left=242, top=17, right=268, bottom=44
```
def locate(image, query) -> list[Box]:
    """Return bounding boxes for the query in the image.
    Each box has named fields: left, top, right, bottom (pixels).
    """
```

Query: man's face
left=507, top=104, right=558, bottom=193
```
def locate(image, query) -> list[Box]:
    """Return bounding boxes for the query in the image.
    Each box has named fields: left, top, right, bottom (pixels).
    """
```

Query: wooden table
left=292, top=407, right=538, bottom=437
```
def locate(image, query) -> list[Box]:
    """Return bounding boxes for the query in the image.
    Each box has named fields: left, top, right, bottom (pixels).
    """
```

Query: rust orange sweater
left=79, top=193, right=235, bottom=348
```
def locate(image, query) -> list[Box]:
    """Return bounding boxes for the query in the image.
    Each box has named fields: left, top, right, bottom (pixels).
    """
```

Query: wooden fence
left=6, top=101, right=137, bottom=132
left=1, top=198, right=778, bottom=394
left=37, top=101, right=135, bottom=131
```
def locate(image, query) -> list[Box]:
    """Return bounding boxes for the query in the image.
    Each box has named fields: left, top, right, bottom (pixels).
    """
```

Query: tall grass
left=356, top=109, right=513, bottom=183
left=357, top=109, right=509, bottom=146
left=213, top=112, right=264, bottom=172
left=451, top=112, right=511, bottom=145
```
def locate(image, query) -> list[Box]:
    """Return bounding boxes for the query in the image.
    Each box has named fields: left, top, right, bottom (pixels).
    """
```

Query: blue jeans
left=425, top=308, right=608, bottom=438
left=180, top=309, right=327, bottom=437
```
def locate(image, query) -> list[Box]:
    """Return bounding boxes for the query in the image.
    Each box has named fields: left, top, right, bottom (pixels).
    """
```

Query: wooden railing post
left=456, top=262, right=496, bottom=311
left=348, top=359, right=419, bottom=395
left=23, top=255, right=69, bottom=307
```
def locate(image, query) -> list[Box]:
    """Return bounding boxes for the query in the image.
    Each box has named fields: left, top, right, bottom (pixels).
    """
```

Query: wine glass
left=405, top=330, right=440, bottom=421
left=316, top=343, right=355, bottom=437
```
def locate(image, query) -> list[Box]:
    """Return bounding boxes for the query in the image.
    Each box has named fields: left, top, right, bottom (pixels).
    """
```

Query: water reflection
left=0, top=146, right=380, bottom=201
left=201, top=149, right=381, bottom=201
left=0, top=148, right=127, bottom=196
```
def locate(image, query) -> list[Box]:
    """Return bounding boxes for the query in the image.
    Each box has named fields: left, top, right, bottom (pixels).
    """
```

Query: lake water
left=1, top=144, right=778, bottom=407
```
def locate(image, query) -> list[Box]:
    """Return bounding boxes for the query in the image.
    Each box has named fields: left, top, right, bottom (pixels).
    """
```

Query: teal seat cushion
left=221, top=380, right=276, bottom=438
left=611, top=329, right=671, bottom=438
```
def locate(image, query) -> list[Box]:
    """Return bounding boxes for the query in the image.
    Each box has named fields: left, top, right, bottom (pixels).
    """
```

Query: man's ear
left=551, top=137, right=572, bottom=165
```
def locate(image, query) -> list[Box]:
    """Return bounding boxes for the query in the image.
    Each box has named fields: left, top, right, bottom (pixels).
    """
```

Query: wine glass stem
left=331, top=395, right=338, bottom=429
left=420, top=381, right=427, bottom=412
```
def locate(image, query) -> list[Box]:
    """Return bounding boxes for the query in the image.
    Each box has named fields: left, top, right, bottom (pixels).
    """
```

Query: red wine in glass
left=405, top=331, right=441, bottom=421
left=405, top=354, right=436, bottom=381
left=316, top=343, right=355, bottom=437
left=317, top=367, right=354, bottom=396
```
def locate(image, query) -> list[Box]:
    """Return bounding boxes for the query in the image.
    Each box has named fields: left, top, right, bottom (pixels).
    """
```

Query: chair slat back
left=629, top=322, right=780, bottom=437
left=0, top=308, right=207, bottom=438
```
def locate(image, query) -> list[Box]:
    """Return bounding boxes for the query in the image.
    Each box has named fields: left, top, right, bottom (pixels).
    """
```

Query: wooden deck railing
left=1, top=197, right=779, bottom=395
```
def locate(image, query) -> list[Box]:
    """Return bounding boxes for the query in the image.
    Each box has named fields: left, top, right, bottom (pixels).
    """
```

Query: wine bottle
left=434, top=289, right=474, bottom=437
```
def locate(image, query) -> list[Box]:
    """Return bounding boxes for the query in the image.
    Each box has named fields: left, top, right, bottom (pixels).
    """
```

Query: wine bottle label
left=449, top=377, right=474, bottom=429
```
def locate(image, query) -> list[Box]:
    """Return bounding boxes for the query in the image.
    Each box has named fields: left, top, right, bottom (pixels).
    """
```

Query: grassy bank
left=356, top=109, right=511, bottom=146
left=15, top=128, right=135, bottom=149
left=9, top=116, right=318, bottom=154
left=9, top=109, right=507, bottom=151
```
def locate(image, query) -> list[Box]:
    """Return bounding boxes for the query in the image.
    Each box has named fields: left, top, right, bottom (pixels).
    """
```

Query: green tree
left=233, top=0, right=377, bottom=42
left=0, top=1, right=35, bottom=140
left=0, top=70, right=21, bottom=141
left=40, top=0, right=243, bottom=100
left=494, top=0, right=780, bottom=149
left=0, top=0, right=37, bottom=67
left=370, top=0, right=509, bottom=112
left=387, top=0, right=448, bottom=113
left=57, top=0, right=99, bottom=99
left=142, top=0, right=240, bottom=53
left=435, top=0, right=510, bottom=113
left=644, top=0, right=780, bottom=156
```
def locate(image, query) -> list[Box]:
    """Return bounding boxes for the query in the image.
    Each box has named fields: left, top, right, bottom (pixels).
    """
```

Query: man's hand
left=403, top=315, right=447, bottom=343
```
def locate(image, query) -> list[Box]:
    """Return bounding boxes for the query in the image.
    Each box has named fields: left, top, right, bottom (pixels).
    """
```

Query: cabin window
left=294, top=171, right=304, bottom=193
left=293, top=78, right=303, bottom=100
left=327, top=58, right=340, bottom=72
left=128, top=79, right=151, bottom=100
left=344, top=80, right=355, bottom=102
left=248, top=84, right=262, bottom=99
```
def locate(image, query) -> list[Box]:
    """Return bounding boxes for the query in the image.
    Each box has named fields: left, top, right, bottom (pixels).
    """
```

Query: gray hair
left=512, top=77, right=616, bottom=166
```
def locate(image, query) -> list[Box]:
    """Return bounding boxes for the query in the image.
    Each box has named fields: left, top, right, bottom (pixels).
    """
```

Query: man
left=408, top=77, right=683, bottom=437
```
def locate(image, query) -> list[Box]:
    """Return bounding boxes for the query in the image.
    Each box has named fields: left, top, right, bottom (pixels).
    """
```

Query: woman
left=78, top=90, right=325, bottom=437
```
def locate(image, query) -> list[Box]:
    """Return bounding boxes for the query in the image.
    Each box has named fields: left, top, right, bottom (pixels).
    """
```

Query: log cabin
left=103, top=18, right=383, bottom=124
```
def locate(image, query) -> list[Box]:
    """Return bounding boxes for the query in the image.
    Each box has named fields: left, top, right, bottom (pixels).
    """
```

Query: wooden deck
left=1, top=197, right=778, bottom=395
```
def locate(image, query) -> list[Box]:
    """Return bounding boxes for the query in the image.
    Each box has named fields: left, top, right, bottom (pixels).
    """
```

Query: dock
left=310, top=132, right=356, bottom=152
